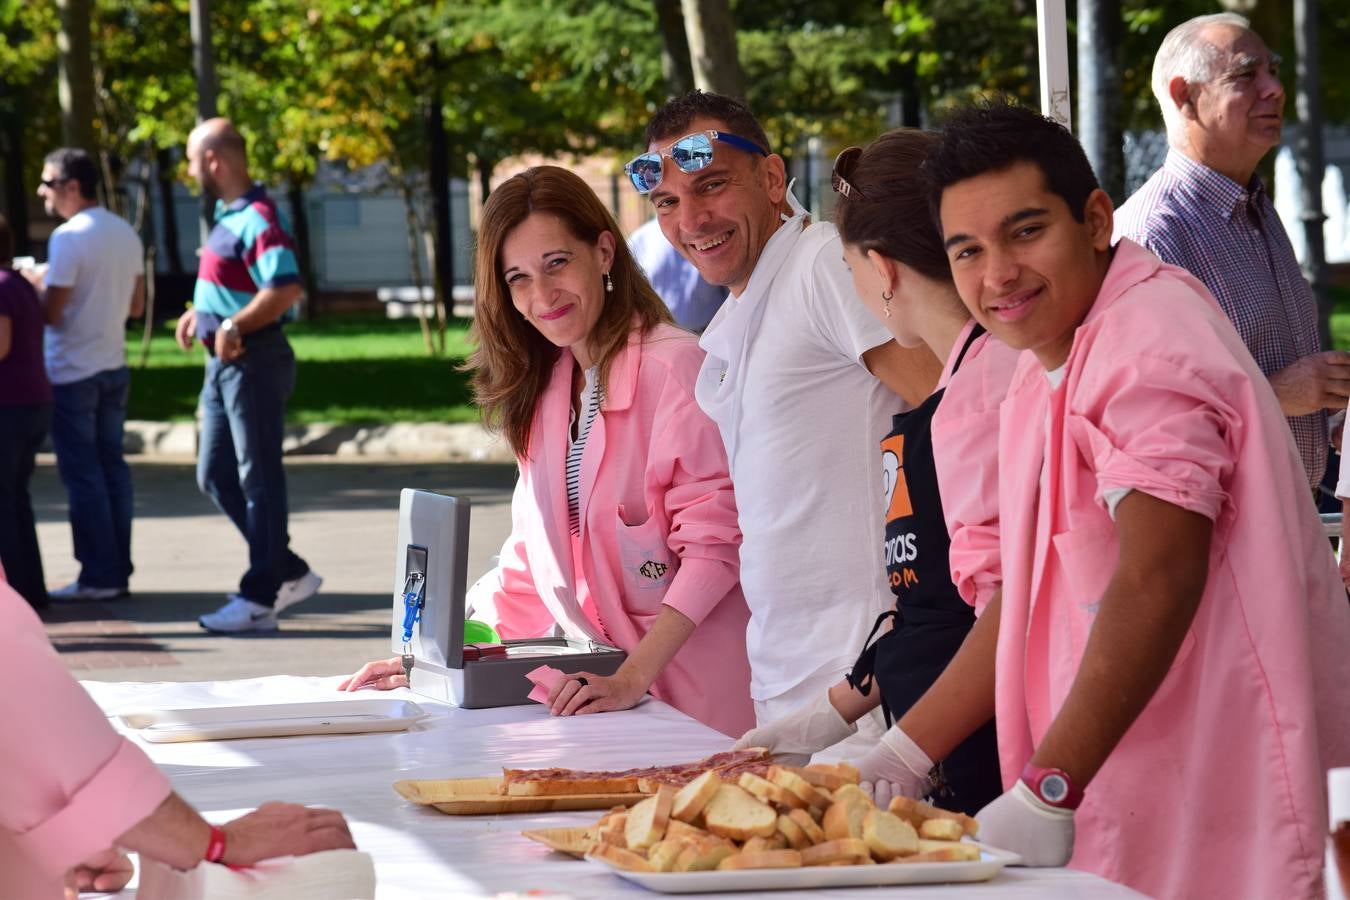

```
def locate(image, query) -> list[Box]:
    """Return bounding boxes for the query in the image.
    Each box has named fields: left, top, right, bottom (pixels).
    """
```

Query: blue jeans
left=0, top=403, right=52, bottom=606
left=197, top=329, right=308, bottom=606
left=51, top=368, right=134, bottom=590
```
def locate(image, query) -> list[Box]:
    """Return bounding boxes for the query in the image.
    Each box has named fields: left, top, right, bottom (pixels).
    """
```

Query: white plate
left=586, top=844, right=1020, bottom=894
left=117, top=698, right=427, bottom=743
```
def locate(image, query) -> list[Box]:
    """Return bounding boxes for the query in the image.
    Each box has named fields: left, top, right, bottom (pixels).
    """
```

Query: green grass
left=126, top=316, right=481, bottom=425
left=1330, top=285, right=1350, bottom=350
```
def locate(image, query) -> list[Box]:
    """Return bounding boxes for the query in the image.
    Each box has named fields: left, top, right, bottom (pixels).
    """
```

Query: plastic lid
left=463, top=619, right=500, bottom=645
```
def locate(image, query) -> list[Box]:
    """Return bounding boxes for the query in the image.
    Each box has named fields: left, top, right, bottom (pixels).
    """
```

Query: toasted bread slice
left=787, top=808, right=825, bottom=845
left=665, top=819, right=710, bottom=841
left=918, top=817, right=965, bottom=842
left=769, top=766, right=834, bottom=809
left=646, top=839, right=684, bottom=872
left=737, top=772, right=806, bottom=810
left=801, top=837, right=871, bottom=866
left=589, top=843, right=653, bottom=871
left=830, top=783, right=874, bottom=809
left=671, top=770, right=721, bottom=823
left=887, top=796, right=979, bottom=837
left=624, top=785, right=675, bottom=851
left=776, top=813, right=811, bottom=850
left=862, top=809, right=919, bottom=861
left=800, top=763, right=860, bottom=791
left=702, top=783, right=778, bottom=841
left=900, top=842, right=981, bottom=862
left=505, top=774, right=639, bottom=796
left=742, top=833, right=788, bottom=853
left=717, top=849, right=803, bottom=870
left=822, top=796, right=870, bottom=841
left=673, top=837, right=736, bottom=872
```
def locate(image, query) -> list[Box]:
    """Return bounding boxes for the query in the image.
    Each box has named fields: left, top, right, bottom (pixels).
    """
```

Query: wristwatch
left=1021, top=762, right=1084, bottom=810
left=220, top=317, right=240, bottom=340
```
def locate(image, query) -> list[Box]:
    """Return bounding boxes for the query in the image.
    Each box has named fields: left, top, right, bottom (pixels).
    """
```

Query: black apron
left=846, top=324, right=1002, bottom=816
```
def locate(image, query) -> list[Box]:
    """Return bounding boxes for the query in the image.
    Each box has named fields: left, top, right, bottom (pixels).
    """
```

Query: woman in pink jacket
left=344, top=166, right=753, bottom=737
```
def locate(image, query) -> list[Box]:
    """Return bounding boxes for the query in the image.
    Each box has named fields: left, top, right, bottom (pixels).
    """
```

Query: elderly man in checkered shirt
left=1115, top=12, right=1349, bottom=491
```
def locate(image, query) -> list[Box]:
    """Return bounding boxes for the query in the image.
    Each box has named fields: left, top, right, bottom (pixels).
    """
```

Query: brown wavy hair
left=468, top=165, right=675, bottom=458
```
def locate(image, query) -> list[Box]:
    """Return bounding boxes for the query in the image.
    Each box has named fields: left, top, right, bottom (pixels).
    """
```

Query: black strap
left=950, top=322, right=986, bottom=375
left=845, top=607, right=902, bottom=699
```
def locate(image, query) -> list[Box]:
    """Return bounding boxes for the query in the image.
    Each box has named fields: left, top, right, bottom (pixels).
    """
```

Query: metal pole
left=1036, top=0, right=1072, bottom=128
left=1076, top=0, right=1124, bottom=201
left=1293, top=0, right=1330, bottom=349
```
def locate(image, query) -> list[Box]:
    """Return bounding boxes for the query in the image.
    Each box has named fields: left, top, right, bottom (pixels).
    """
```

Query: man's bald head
left=186, top=118, right=251, bottom=201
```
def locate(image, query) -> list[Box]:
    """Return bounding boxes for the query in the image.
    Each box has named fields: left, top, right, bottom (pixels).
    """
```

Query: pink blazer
left=931, top=321, right=1022, bottom=615
left=0, top=584, right=171, bottom=898
left=475, top=324, right=754, bottom=737
left=994, top=240, right=1350, bottom=899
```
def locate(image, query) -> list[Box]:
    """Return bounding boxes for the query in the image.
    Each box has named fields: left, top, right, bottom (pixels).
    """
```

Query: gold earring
left=882, top=289, right=893, bottom=318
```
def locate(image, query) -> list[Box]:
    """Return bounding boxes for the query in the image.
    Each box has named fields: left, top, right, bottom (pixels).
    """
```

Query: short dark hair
left=644, top=90, right=772, bottom=155
left=921, top=99, right=1099, bottom=227
left=833, top=129, right=950, bottom=283
left=44, top=147, right=99, bottom=200
left=0, top=214, right=12, bottom=265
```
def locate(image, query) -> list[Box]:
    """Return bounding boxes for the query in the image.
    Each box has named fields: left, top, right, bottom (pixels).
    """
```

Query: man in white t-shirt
left=627, top=92, right=943, bottom=755
left=25, top=148, right=144, bottom=601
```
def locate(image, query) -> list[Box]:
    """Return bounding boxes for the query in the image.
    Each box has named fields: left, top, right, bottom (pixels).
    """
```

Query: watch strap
left=1021, top=762, right=1084, bottom=810
left=205, top=824, right=227, bottom=864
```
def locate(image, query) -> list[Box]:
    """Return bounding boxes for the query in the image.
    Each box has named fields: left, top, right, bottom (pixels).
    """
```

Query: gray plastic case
left=391, top=489, right=626, bottom=708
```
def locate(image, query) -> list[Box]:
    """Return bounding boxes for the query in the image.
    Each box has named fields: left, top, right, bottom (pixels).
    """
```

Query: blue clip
left=400, top=572, right=426, bottom=644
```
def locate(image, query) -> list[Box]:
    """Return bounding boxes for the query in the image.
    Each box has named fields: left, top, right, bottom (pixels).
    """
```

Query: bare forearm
left=862, top=341, right=943, bottom=407
left=897, top=591, right=1000, bottom=761
left=618, top=605, right=697, bottom=691
left=230, top=283, right=301, bottom=334
left=114, top=792, right=211, bottom=871
left=1033, top=495, right=1209, bottom=786
left=827, top=677, right=883, bottom=723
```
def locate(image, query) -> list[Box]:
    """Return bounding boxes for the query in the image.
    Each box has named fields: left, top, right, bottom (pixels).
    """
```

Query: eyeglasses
left=38, top=177, right=70, bottom=189
left=625, top=130, right=768, bottom=194
left=831, top=146, right=865, bottom=200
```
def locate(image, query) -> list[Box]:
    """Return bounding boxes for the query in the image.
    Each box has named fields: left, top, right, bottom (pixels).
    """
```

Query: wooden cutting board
left=393, top=776, right=649, bottom=814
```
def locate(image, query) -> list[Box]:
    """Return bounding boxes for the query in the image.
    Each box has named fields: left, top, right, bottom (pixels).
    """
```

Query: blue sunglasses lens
left=627, top=154, right=663, bottom=193
left=670, top=135, right=714, bottom=172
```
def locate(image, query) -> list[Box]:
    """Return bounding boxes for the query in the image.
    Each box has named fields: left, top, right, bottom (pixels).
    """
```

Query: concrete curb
left=120, top=420, right=514, bottom=463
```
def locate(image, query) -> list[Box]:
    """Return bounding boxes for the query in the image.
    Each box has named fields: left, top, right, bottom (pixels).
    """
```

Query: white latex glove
left=731, top=691, right=856, bottom=765
left=855, top=725, right=935, bottom=809
left=975, top=780, right=1075, bottom=866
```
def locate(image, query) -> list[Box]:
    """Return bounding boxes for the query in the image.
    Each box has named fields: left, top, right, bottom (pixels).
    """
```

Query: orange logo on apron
left=880, top=433, right=912, bottom=521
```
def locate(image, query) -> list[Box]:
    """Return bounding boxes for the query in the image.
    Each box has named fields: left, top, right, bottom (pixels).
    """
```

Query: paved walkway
left=33, top=457, right=517, bottom=683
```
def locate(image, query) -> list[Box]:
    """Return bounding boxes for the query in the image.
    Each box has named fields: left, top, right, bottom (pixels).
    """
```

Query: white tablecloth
left=85, top=676, right=1148, bottom=899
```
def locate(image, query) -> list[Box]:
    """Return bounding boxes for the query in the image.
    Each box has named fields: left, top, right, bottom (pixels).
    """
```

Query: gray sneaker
left=274, top=570, right=323, bottom=615
left=199, top=594, right=279, bottom=633
left=50, top=581, right=127, bottom=602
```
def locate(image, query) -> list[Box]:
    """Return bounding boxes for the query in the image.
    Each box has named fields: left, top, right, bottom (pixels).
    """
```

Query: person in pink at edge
left=858, top=101, right=1350, bottom=900
left=732, top=129, right=1019, bottom=816
left=0, top=579, right=354, bottom=898
left=341, top=166, right=753, bottom=737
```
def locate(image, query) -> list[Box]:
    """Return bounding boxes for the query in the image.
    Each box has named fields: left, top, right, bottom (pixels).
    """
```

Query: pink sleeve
left=0, top=587, right=171, bottom=875
left=1068, top=353, right=1235, bottom=522
left=933, top=339, right=1018, bottom=615
left=649, top=382, right=741, bottom=626
left=472, top=471, right=558, bottom=640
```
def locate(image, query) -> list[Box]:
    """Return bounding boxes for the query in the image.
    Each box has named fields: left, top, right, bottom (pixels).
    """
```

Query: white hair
left=1151, top=12, right=1251, bottom=134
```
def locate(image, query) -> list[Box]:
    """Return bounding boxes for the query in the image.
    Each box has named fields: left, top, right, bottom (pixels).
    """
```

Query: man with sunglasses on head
left=628, top=91, right=942, bottom=757
left=23, top=148, right=144, bottom=602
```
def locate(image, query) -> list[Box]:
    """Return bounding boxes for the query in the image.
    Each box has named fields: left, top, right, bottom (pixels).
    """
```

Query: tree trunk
left=680, top=0, right=745, bottom=99
left=476, top=155, right=493, bottom=208
left=1076, top=0, right=1124, bottom=202
left=401, top=178, right=436, bottom=357
left=190, top=0, right=218, bottom=234
left=155, top=147, right=184, bottom=275
left=287, top=176, right=318, bottom=321
left=1, top=99, right=31, bottom=256
left=426, top=77, right=453, bottom=348
left=56, top=0, right=98, bottom=154
left=655, top=0, right=695, bottom=96
left=1293, top=0, right=1330, bottom=349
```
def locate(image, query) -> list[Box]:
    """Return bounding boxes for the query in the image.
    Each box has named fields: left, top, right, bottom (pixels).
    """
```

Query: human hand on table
left=64, top=848, right=133, bottom=897
left=974, top=780, right=1075, bottom=866
left=854, top=724, right=935, bottom=809
left=220, top=802, right=354, bottom=865
left=338, top=656, right=406, bottom=692
left=547, top=668, right=647, bottom=716
left=732, top=691, right=856, bottom=766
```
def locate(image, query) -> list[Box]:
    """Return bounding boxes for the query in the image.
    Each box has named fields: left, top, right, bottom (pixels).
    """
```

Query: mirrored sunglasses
left=625, top=129, right=768, bottom=194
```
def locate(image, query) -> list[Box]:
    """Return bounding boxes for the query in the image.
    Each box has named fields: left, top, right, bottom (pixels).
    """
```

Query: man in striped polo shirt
left=1115, top=12, right=1350, bottom=493
left=174, top=118, right=322, bottom=632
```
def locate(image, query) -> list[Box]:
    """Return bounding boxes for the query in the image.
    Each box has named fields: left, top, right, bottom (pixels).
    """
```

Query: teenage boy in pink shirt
left=862, top=101, right=1350, bottom=900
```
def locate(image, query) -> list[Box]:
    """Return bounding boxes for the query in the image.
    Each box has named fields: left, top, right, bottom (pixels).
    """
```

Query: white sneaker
left=50, top=582, right=126, bottom=601
left=199, top=595, right=279, bottom=633
left=274, top=570, right=323, bottom=615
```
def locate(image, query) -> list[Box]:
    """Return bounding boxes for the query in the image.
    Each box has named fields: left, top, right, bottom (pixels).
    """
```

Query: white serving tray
left=586, top=843, right=1020, bottom=894
left=117, top=698, right=427, bottom=743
